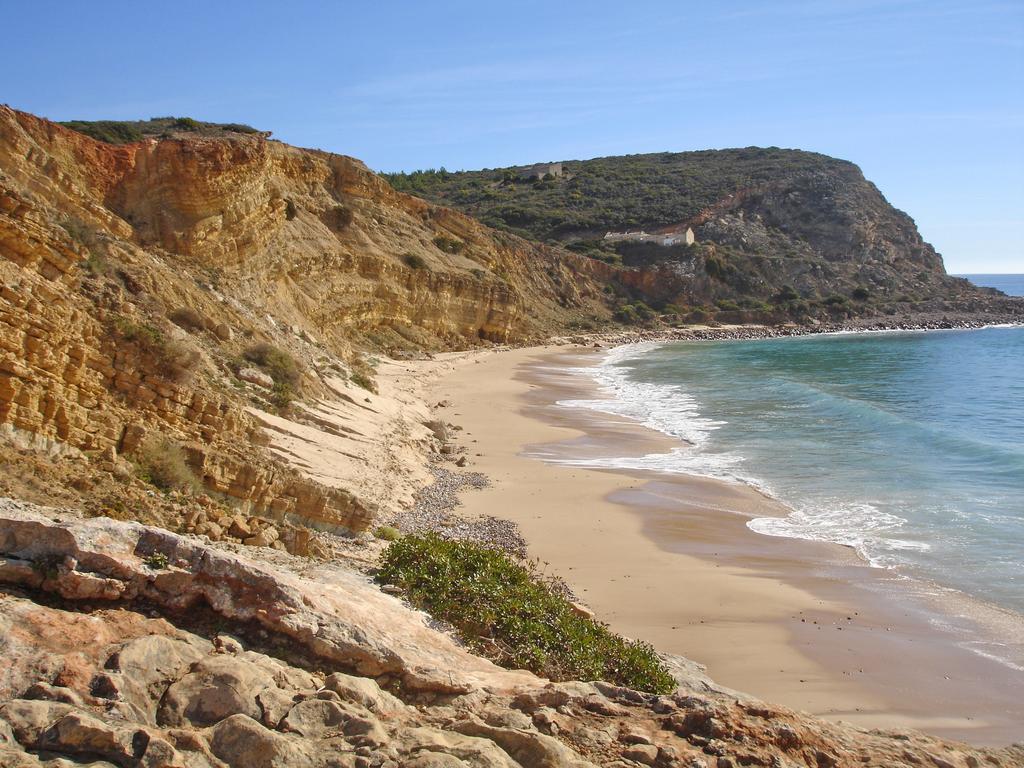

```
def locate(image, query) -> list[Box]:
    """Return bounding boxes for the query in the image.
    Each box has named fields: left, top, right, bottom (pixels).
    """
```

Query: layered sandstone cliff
left=0, top=106, right=613, bottom=537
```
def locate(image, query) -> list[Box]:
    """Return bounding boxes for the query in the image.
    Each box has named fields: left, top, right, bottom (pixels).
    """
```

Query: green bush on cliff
left=132, top=434, right=198, bottom=493
left=349, top=371, right=376, bottom=393
left=242, top=343, right=301, bottom=388
left=403, top=253, right=428, bottom=270
left=60, top=117, right=262, bottom=144
left=60, top=120, right=144, bottom=144
left=432, top=235, right=465, bottom=254
left=613, top=300, right=657, bottom=325
left=384, top=147, right=849, bottom=244
left=378, top=534, right=676, bottom=694
left=171, top=117, right=200, bottom=132
left=111, top=316, right=201, bottom=383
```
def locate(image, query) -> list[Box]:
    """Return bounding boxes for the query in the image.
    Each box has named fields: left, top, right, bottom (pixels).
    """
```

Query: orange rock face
left=0, top=106, right=615, bottom=534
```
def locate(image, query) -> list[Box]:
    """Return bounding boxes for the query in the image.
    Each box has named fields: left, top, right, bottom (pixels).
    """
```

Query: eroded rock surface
left=1, top=501, right=1021, bottom=768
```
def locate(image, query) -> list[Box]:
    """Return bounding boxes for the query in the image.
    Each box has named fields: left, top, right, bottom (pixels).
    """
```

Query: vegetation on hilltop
left=60, top=116, right=262, bottom=144
left=383, top=148, right=853, bottom=243
left=36, top=106, right=1020, bottom=333
left=379, top=533, right=677, bottom=693
left=384, top=148, right=995, bottom=324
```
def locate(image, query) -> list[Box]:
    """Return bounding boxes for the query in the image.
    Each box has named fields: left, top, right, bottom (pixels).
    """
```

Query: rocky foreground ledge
left=0, top=500, right=1021, bottom=768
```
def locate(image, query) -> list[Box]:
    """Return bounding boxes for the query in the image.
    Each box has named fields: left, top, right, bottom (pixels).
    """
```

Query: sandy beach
left=420, top=344, right=1024, bottom=746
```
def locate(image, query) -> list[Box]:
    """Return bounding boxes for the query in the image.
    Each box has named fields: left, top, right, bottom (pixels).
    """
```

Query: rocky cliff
left=386, top=151, right=1023, bottom=323
left=2, top=107, right=1024, bottom=767
left=0, top=106, right=611, bottom=537
left=2, top=500, right=1020, bottom=768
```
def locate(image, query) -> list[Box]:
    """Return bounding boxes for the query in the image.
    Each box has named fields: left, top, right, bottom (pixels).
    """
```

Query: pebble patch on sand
left=386, top=465, right=529, bottom=559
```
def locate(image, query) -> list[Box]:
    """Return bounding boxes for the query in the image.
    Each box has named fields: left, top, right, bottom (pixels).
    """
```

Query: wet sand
left=426, top=344, right=1024, bottom=746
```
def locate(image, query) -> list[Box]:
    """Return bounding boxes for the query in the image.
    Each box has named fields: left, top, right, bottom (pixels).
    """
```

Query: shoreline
left=540, top=318, right=1024, bottom=349
left=422, top=343, right=1024, bottom=747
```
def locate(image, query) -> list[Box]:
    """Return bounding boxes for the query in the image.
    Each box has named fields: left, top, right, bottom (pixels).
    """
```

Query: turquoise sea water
left=562, top=324, right=1024, bottom=618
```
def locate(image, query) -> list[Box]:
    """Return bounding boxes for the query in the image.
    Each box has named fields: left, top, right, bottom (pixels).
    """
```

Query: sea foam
left=555, top=341, right=929, bottom=572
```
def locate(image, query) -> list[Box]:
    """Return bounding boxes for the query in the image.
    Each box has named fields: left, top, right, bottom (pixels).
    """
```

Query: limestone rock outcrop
left=1, top=500, right=1021, bottom=768
left=0, top=500, right=534, bottom=694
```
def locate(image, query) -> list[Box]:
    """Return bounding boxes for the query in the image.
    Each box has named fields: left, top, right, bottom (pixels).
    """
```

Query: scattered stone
left=622, top=743, right=659, bottom=765
left=618, top=726, right=653, bottom=745
left=213, top=322, right=234, bottom=341
left=569, top=601, right=596, bottom=620
left=280, top=698, right=353, bottom=737
left=385, top=466, right=528, bottom=559
left=210, top=713, right=315, bottom=768
left=322, top=673, right=405, bottom=716
left=424, top=420, right=449, bottom=442
left=238, top=367, right=275, bottom=389
left=228, top=516, right=253, bottom=539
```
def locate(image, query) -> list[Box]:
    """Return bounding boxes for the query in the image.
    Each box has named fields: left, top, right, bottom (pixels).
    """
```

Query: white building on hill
left=603, top=227, right=694, bottom=246
left=517, top=162, right=564, bottom=181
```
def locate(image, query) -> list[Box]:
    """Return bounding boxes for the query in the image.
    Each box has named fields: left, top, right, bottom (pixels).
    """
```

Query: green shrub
left=113, top=316, right=162, bottom=347
left=824, top=294, right=848, bottom=306
left=384, top=147, right=848, bottom=247
left=613, top=300, right=657, bottom=325
left=785, top=299, right=811, bottom=317
left=144, top=552, right=170, bottom=569
left=852, top=286, right=870, bottom=301
left=221, top=123, right=259, bottom=134
left=772, top=285, right=800, bottom=304
left=60, top=120, right=144, bottom=144
left=378, top=534, right=676, bottom=693
left=243, top=343, right=302, bottom=388
left=593, top=252, right=623, bottom=265
left=160, top=339, right=202, bottom=382
left=349, top=371, right=376, bottom=393
left=61, top=117, right=264, bottom=144
left=433, top=235, right=464, bottom=254
left=84, top=251, right=111, bottom=276
left=704, top=254, right=725, bottom=279
left=168, top=306, right=208, bottom=333
left=172, top=117, right=200, bottom=131
left=133, top=434, right=198, bottom=493
left=714, top=298, right=741, bottom=311
left=403, top=253, right=428, bottom=270
left=738, top=296, right=771, bottom=311
left=374, top=525, right=401, bottom=541
left=112, top=316, right=200, bottom=383
left=632, top=300, right=656, bottom=321
left=270, top=381, right=295, bottom=411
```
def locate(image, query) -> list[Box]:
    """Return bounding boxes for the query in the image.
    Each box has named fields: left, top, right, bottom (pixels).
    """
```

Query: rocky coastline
left=551, top=314, right=1023, bottom=348
left=2, top=103, right=1023, bottom=766
left=3, top=498, right=1022, bottom=768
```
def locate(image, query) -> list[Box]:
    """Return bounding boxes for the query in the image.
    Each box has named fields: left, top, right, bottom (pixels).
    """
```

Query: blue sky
left=5, top=1, right=1022, bottom=272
